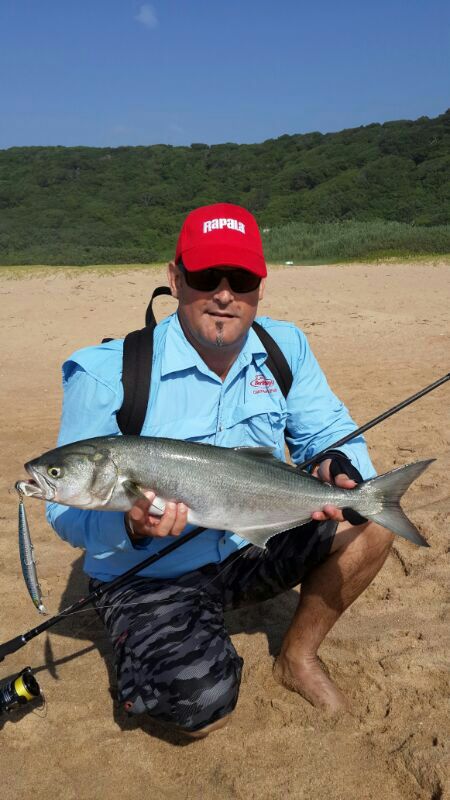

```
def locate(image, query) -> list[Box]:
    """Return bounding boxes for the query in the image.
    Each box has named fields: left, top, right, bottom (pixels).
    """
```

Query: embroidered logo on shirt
left=250, top=374, right=277, bottom=394
left=203, top=218, right=246, bottom=234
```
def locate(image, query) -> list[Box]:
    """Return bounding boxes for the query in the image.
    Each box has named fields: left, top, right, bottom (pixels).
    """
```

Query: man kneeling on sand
left=47, top=203, right=393, bottom=736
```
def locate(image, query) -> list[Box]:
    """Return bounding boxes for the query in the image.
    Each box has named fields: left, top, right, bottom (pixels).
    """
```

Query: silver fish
left=16, top=486, right=48, bottom=614
left=18, top=435, right=434, bottom=548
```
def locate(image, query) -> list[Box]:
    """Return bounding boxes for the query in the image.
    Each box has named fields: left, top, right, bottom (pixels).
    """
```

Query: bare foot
left=273, top=652, right=350, bottom=713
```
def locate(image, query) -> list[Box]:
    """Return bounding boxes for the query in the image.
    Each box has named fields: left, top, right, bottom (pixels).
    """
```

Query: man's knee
left=331, top=519, right=394, bottom=558
left=122, top=659, right=242, bottom=734
left=182, top=713, right=233, bottom=738
left=365, top=521, right=395, bottom=551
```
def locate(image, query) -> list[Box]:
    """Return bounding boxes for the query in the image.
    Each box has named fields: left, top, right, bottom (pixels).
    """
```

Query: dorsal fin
left=233, top=447, right=310, bottom=476
left=232, top=446, right=276, bottom=459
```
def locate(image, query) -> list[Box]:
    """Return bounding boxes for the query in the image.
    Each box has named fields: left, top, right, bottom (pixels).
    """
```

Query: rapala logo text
left=250, top=374, right=278, bottom=394
left=203, top=218, right=246, bottom=234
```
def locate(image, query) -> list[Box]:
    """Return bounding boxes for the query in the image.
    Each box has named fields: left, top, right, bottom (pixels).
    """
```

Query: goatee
left=215, top=321, right=224, bottom=347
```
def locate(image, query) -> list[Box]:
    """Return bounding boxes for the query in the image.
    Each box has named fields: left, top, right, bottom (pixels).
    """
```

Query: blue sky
left=1, top=0, right=449, bottom=149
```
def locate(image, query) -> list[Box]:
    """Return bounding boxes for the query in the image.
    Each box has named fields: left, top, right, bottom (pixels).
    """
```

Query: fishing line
left=30, top=692, right=47, bottom=719
left=2, top=371, right=449, bottom=666
left=43, top=543, right=255, bottom=620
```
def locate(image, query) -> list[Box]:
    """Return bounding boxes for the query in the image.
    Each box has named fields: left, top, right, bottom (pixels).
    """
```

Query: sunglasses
left=179, top=264, right=261, bottom=294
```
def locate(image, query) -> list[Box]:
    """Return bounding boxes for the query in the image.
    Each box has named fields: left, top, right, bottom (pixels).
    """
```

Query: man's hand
left=311, top=458, right=357, bottom=522
left=125, top=491, right=189, bottom=540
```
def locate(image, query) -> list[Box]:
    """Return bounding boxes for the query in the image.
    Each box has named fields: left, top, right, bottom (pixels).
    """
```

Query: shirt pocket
left=225, top=401, right=288, bottom=451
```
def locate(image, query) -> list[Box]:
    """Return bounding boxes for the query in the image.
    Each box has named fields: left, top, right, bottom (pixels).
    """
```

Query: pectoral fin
left=122, top=481, right=166, bottom=516
left=123, top=480, right=148, bottom=502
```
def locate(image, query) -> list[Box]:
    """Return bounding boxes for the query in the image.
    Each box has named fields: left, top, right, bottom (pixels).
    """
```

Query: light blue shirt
left=47, top=313, right=375, bottom=580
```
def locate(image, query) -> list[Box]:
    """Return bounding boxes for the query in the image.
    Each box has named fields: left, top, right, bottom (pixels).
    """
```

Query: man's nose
left=213, top=278, right=234, bottom=302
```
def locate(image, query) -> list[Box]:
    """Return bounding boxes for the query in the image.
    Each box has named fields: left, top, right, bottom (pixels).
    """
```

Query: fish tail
left=362, top=459, right=435, bottom=547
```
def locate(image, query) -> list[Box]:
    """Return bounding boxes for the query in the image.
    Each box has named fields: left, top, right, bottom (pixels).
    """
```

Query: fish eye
left=47, top=466, right=64, bottom=479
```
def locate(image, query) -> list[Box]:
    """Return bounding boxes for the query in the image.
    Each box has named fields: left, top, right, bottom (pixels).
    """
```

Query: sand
left=0, top=261, right=448, bottom=800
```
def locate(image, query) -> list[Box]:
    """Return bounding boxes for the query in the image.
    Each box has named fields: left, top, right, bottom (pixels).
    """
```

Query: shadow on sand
left=29, top=553, right=300, bottom=744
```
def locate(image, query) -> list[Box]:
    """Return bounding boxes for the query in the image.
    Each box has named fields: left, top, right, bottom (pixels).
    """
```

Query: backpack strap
left=252, top=320, right=293, bottom=399
left=117, top=290, right=294, bottom=435
left=145, top=286, right=172, bottom=327
left=116, top=286, right=172, bottom=435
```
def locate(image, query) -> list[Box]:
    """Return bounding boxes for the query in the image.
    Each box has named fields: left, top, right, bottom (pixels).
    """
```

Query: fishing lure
left=16, top=484, right=48, bottom=615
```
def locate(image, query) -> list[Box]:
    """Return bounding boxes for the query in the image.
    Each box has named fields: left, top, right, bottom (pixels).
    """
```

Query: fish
left=16, top=489, right=48, bottom=614
left=17, top=435, right=434, bottom=548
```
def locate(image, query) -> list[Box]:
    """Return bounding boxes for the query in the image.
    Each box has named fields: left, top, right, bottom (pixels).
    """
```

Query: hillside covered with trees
left=0, top=111, right=449, bottom=265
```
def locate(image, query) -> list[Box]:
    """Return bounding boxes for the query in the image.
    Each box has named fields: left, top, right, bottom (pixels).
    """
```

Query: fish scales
left=76, top=436, right=353, bottom=531
left=18, top=435, right=434, bottom=548
left=78, top=436, right=413, bottom=532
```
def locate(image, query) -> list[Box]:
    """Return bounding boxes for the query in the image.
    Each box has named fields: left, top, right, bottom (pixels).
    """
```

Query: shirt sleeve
left=285, top=329, right=376, bottom=479
left=46, top=503, right=134, bottom=555
left=46, top=358, right=135, bottom=555
left=57, top=360, right=121, bottom=446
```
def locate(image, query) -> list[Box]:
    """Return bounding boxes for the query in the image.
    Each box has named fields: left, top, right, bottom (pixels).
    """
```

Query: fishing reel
left=0, top=666, right=41, bottom=714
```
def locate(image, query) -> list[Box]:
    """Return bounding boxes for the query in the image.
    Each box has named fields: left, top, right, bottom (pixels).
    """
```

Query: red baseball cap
left=175, top=203, right=267, bottom=278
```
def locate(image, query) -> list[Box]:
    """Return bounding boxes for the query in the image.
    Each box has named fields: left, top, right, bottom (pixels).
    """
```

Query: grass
left=1, top=221, right=449, bottom=270
left=262, top=220, right=450, bottom=264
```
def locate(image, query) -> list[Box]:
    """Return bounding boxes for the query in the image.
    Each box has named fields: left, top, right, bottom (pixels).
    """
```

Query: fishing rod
left=0, top=524, right=207, bottom=663
left=0, top=371, right=448, bottom=665
left=298, top=371, right=450, bottom=471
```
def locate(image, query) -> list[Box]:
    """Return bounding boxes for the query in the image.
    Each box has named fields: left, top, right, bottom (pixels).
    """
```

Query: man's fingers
left=127, top=497, right=189, bottom=539
left=148, top=502, right=189, bottom=537
left=171, top=504, right=189, bottom=536
left=333, top=473, right=357, bottom=489
left=312, top=504, right=345, bottom=522
left=315, top=461, right=358, bottom=490
left=147, top=502, right=175, bottom=537
left=128, top=491, right=156, bottom=522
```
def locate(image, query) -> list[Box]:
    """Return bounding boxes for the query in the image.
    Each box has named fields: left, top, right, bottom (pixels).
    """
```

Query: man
left=47, top=203, right=393, bottom=737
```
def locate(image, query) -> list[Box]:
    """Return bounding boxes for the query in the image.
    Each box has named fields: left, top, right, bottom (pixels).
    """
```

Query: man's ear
left=167, top=261, right=180, bottom=298
left=258, top=277, right=266, bottom=301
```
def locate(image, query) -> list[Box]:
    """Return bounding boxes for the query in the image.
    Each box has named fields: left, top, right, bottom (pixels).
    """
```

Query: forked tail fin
left=364, top=459, right=435, bottom=547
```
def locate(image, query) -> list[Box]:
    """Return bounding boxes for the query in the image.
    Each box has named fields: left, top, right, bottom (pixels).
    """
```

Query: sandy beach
left=0, top=260, right=448, bottom=800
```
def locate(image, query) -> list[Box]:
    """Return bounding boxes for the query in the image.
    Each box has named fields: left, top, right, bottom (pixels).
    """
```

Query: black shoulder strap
left=116, top=286, right=172, bottom=435
left=251, top=320, right=293, bottom=399
left=116, top=291, right=294, bottom=435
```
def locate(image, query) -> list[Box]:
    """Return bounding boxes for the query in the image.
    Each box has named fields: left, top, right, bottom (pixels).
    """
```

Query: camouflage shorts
left=89, top=519, right=336, bottom=732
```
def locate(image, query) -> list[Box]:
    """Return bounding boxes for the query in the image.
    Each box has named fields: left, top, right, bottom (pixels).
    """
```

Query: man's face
left=167, top=262, right=265, bottom=354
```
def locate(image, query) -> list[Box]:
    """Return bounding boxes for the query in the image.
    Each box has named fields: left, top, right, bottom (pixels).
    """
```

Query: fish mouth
left=17, top=464, right=56, bottom=500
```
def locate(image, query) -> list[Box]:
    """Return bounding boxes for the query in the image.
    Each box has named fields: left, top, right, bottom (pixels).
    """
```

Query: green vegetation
left=264, top=220, right=450, bottom=264
left=0, top=111, right=449, bottom=265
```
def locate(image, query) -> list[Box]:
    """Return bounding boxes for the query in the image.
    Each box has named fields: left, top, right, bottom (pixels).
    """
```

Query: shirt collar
left=160, top=313, right=268, bottom=378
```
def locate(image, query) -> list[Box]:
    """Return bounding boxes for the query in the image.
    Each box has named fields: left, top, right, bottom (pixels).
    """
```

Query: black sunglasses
left=179, top=263, right=261, bottom=294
